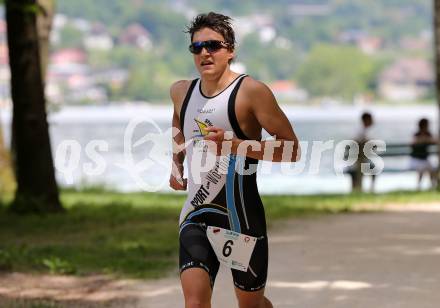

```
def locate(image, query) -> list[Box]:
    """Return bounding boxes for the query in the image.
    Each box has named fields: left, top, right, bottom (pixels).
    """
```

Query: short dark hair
left=361, top=112, right=372, bottom=122
left=418, top=118, right=429, bottom=130
left=185, top=12, right=236, bottom=50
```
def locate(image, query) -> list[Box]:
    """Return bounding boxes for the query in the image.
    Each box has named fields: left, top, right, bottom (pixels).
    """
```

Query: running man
left=169, top=12, right=300, bottom=308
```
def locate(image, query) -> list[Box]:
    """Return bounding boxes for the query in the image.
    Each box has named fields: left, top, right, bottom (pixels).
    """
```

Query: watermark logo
left=54, top=117, right=387, bottom=191
left=115, top=116, right=171, bottom=192
left=55, top=139, right=108, bottom=184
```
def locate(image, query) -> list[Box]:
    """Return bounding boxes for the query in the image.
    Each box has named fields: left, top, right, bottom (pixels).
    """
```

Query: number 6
left=222, top=240, right=234, bottom=257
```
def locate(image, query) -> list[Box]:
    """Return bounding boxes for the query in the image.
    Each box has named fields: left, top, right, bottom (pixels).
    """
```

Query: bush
left=42, top=256, right=77, bottom=275
left=0, top=249, right=12, bottom=271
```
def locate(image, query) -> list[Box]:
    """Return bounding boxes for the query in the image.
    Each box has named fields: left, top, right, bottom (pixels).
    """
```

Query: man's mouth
left=201, top=61, right=214, bottom=66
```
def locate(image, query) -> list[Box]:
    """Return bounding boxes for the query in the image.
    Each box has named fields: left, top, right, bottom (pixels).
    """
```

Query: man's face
left=191, top=27, right=234, bottom=78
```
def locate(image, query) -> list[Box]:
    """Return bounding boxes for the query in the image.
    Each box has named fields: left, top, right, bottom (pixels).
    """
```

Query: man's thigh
left=231, top=235, right=268, bottom=292
left=179, top=222, right=220, bottom=287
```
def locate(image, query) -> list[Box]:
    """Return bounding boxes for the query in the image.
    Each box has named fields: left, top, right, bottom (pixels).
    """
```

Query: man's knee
left=238, top=301, right=261, bottom=308
left=183, top=285, right=211, bottom=308
left=181, top=268, right=212, bottom=308
left=237, top=295, right=272, bottom=308
left=185, top=297, right=211, bottom=308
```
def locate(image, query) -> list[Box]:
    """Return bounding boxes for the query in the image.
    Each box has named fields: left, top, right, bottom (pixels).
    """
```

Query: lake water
left=1, top=104, right=438, bottom=194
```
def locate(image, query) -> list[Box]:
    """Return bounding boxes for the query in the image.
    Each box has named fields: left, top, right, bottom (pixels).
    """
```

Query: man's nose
left=200, top=46, right=210, bottom=56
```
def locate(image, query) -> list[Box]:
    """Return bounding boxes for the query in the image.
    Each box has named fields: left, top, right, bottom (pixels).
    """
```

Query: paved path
left=1, top=203, right=440, bottom=307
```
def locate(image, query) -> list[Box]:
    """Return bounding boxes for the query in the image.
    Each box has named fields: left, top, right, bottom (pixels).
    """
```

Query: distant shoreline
left=1, top=103, right=437, bottom=124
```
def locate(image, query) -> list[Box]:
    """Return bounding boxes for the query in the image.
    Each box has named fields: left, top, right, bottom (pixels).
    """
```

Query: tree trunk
left=6, top=0, right=62, bottom=213
left=37, top=0, right=55, bottom=82
left=434, top=0, right=440, bottom=190
left=0, top=123, right=15, bottom=194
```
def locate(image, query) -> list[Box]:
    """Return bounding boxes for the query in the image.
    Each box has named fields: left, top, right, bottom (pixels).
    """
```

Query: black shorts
left=179, top=222, right=268, bottom=292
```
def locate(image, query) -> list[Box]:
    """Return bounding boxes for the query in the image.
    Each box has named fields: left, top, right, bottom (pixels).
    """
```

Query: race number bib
left=206, top=226, right=257, bottom=272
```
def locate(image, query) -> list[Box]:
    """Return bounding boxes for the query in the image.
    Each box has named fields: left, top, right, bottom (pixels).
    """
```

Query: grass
left=0, top=299, right=62, bottom=308
left=0, top=189, right=439, bottom=279
left=0, top=191, right=182, bottom=279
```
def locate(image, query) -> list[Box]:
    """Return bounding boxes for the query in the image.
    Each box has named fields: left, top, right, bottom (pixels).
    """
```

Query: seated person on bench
left=409, top=118, right=438, bottom=190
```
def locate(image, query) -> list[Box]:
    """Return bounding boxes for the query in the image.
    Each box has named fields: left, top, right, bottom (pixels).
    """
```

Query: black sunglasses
left=189, top=40, right=229, bottom=54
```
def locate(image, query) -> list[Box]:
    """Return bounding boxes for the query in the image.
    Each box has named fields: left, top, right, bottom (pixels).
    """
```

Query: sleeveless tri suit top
left=179, top=74, right=267, bottom=237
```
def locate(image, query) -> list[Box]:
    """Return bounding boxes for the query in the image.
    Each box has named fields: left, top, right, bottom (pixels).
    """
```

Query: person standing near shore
left=169, top=12, right=300, bottom=308
left=347, top=112, right=376, bottom=192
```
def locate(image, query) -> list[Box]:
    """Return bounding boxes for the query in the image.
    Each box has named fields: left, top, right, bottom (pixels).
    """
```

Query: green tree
left=296, top=44, right=378, bottom=100
left=238, top=33, right=302, bottom=81
left=121, top=57, right=175, bottom=102
left=57, top=24, right=83, bottom=49
left=89, top=46, right=188, bottom=102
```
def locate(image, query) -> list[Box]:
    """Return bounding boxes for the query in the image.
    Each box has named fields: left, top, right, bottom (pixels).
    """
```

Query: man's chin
left=199, top=69, right=218, bottom=78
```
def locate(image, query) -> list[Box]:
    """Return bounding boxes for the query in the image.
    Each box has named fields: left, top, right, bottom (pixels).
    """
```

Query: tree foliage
left=296, top=44, right=379, bottom=99
left=55, top=0, right=432, bottom=101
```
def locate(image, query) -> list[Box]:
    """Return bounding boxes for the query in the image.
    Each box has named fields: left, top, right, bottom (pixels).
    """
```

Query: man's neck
left=200, top=69, right=240, bottom=97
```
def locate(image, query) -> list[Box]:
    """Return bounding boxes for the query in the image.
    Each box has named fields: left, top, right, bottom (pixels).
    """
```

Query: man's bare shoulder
left=241, top=76, right=275, bottom=102
left=170, top=80, right=192, bottom=107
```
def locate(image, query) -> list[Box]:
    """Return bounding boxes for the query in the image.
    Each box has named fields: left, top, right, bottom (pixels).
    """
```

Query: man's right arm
left=169, top=80, right=190, bottom=190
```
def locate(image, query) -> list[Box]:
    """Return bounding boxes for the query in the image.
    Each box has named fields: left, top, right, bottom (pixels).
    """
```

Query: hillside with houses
left=0, top=0, right=435, bottom=107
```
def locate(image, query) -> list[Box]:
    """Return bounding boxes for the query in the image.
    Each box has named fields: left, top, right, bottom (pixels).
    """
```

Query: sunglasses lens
left=189, top=42, right=203, bottom=54
left=205, top=40, right=223, bottom=52
left=189, top=41, right=226, bottom=54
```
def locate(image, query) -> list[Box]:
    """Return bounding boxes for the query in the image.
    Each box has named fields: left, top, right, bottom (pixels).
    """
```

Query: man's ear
left=229, top=50, right=235, bottom=62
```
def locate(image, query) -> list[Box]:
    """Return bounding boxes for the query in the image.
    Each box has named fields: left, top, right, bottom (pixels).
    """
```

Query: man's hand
left=204, top=126, right=236, bottom=156
left=169, top=162, right=187, bottom=190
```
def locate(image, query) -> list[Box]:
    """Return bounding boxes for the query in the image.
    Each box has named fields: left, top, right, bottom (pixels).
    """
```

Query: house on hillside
left=338, top=29, right=366, bottom=44
left=119, top=23, right=152, bottom=51
left=268, top=80, right=308, bottom=103
left=0, top=19, right=10, bottom=107
left=357, top=36, right=382, bottom=55
left=84, top=23, right=114, bottom=51
left=234, top=13, right=273, bottom=41
left=337, top=29, right=382, bottom=54
left=0, top=19, right=8, bottom=66
left=93, top=68, right=129, bottom=91
left=288, top=3, right=332, bottom=16
left=378, top=58, right=434, bottom=101
left=48, top=48, right=107, bottom=104
left=399, top=36, right=430, bottom=51
left=51, top=48, right=88, bottom=65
